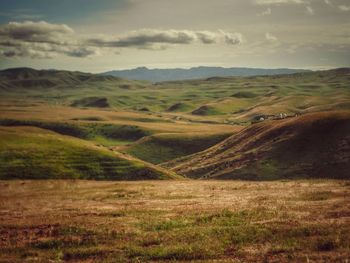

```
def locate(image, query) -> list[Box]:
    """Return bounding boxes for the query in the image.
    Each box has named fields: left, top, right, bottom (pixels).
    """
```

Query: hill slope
left=164, top=111, right=350, bottom=180
left=0, top=126, right=180, bottom=180
left=121, top=132, right=232, bottom=164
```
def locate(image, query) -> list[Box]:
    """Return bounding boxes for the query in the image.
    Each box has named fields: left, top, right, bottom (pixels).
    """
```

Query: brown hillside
left=164, top=111, right=350, bottom=180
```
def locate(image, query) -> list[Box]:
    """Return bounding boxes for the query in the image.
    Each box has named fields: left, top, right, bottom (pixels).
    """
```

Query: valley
left=0, top=67, right=349, bottom=181
left=0, top=67, right=349, bottom=262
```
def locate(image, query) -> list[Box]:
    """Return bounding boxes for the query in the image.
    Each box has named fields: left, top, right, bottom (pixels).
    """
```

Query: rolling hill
left=1, top=67, right=349, bottom=122
left=0, top=126, right=180, bottom=180
left=120, top=132, right=232, bottom=164
left=164, top=111, right=350, bottom=180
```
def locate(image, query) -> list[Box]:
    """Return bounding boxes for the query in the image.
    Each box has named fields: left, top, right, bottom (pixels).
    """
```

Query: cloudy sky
left=0, top=0, right=349, bottom=72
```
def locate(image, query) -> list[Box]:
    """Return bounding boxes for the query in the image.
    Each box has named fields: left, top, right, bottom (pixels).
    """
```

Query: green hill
left=122, top=132, right=232, bottom=164
left=0, top=126, right=180, bottom=180
left=0, top=119, right=153, bottom=146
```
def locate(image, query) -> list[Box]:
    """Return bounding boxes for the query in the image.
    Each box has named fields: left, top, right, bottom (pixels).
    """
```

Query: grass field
left=1, top=180, right=349, bottom=262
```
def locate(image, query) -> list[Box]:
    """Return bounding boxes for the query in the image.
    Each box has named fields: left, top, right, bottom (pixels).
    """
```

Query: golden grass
left=1, top=180, right=349, bottom=262
left=0, top=104, right=242, bottom=134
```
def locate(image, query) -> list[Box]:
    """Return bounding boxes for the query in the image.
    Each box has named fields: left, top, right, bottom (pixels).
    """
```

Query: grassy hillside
left=0, top=126, right=180, bottom=180
left=0, top=118, right=153, bottom=146
left=121, top=132, right=232, bottom=164
left=165, top=111, right=350, bottom=180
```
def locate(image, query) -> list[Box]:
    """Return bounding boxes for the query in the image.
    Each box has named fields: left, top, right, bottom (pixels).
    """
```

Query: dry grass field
left=0, top=104, right=242, bottom=134
left=1, top=180, right=350, bottom=262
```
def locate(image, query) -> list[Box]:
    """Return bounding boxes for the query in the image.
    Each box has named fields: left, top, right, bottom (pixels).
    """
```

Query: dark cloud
left=86, top=30, right=196, bottom=48
left=2, top=50, right=16, bottom=57
left=86, top=29, right=242, bottom=48
left=0, top=21, right=73, bottom=43
left=0, top=21, right=93, bottom=58
left=64, top=47, right=99, bottom=57
left=0, top=45, right=54, bottom=59
left=0, top=21, right=242, bottom=59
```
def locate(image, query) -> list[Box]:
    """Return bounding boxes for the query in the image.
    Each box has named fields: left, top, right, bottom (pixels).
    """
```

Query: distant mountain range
left=0, top=67, right=121, bottom=90
left=102, top=66, right=312, bottom=82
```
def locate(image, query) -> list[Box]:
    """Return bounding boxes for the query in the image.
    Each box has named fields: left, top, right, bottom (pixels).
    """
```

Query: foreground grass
left=0, top=180, right=349, bottom=262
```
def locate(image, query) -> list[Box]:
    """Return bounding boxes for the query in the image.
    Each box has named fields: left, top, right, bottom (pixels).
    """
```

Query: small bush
left=300, top=191, right=333, bottom=201
left=315, top=238, right=338, bottom=251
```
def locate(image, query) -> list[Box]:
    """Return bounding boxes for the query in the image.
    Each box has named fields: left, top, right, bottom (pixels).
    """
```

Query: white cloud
left=338, top=5, right=350, bottom=11
left=324, top=0, right=332, bottom=6
left=306, top=6, right=314, bottom=15
left=196, top=31, right=218, bottom=44
left=258, top=7, right=272, bottom=16
left=221, top=31, right=243, bottom=45
left=265, top=32, right=278, bottom=41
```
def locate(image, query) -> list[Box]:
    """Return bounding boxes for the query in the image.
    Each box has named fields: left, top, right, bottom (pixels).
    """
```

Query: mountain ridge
left=0, top=67, right=128, bottom=90
left=102, top=66, right=312, bottom=82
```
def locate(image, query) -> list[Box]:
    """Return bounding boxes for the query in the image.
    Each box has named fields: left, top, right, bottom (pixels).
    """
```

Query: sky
left=0, top=0, right=349, bottom=72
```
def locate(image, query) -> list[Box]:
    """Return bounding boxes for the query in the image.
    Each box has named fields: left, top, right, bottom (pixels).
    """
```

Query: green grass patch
left=127, top=243, right=218, bottom=261
left=231, top=91, right=257, bottom=98
left=71, top=116, right=105, bottom=121
left=191, top=105, right=222, bottom=115
left=124, top=132, right=231, bottom=164
left=166, top=102, right=193, bottom=112
left=70, top=96, right=109, bottom=108
left=300, top=191, right=334, bottom=201
left=0, top=118, right=152, bottom=146
left=0, top=126, right=173, bottom=180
